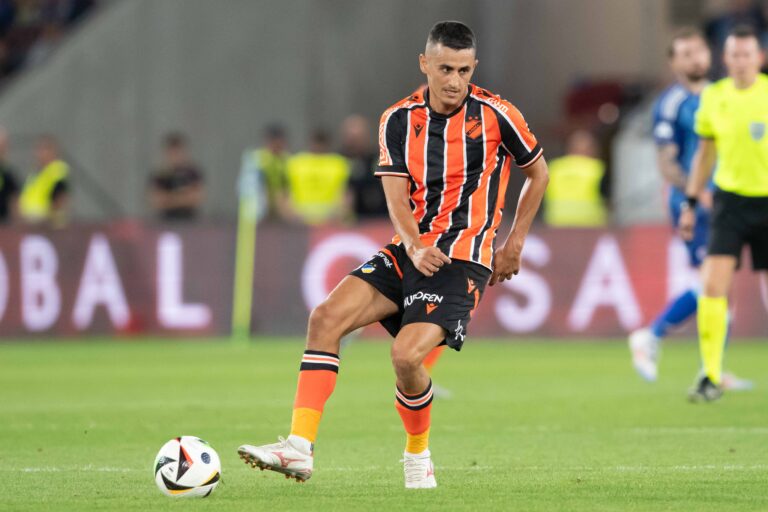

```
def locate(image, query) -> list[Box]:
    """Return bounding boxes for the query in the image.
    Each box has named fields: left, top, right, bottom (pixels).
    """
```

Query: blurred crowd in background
left=0, top=0, right=768, bottom=229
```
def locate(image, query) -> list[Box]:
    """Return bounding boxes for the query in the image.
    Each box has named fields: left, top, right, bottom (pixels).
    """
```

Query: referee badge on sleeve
left=749, top=121, right=765, bottom=141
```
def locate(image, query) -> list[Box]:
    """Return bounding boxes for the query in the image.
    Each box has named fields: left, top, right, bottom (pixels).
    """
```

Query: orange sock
left=422, top=345, right=445, bottom=373
left=395, top=380, right=433, bottom=454
left=290, top=350, right=339, bottom=444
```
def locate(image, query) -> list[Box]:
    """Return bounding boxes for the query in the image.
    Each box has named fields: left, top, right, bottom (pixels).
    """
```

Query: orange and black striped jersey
left=376, top=83, right=543, bottom=270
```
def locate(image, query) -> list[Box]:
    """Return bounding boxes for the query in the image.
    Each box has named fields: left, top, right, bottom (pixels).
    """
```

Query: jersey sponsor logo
left=376, top=252, right=393, bottom=269
left=425, top=303, right=438, bottom=314
left=481, top=95, right=509, bottom=114
left=750, top=121, right=765, bottom=141
left=404, top=291, right=444, bottom=308
left=454, top=319, right=465, bottom=342
left=361, top=263, right=376, bottom=274
left=465, top=116, right=482, bottom=139
left=414, top=123, right=424, bottom=138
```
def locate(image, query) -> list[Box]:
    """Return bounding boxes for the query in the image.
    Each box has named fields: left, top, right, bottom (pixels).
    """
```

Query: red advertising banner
left=0, top=220, right=763, bottom=339
left=295, top=222, right=767, bottom=338
left=0, top=221, right=235, bottom=337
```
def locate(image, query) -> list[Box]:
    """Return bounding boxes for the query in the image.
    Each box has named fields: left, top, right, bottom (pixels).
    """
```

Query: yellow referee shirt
left=695, top=74, right=768, bottom=196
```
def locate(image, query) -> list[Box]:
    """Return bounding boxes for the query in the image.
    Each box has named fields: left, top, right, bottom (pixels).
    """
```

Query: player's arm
left=679, top=138, right=716, bottom=240
left=656, top=144, right=688, bottom=189
left=490, top=156, right=549, bottom=286
left=381, top=175, right=450, bottom=277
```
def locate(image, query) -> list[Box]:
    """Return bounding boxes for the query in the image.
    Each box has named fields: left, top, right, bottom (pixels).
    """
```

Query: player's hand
left=408, top=245, right=451, bottom=277
left=679, top=207, right=696, bottom=241
left=489, top=240, right=522, bottom=286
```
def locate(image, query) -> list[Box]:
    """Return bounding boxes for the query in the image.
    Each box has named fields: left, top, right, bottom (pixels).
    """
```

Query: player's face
left=671, top=36, right=711, bottom=82
left=723, top=36, right=764, bottom=83
left=419, top=44, right=477, bottom=112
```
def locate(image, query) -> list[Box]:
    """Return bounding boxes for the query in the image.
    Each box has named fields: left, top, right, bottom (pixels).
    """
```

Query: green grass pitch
left=2, top=338, right=767, bottom=511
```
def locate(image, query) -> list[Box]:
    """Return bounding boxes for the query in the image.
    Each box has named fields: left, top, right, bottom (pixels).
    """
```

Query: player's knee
left=307, top=301, right=347, bottom=347
left=390, top=343, right=421, bottom=376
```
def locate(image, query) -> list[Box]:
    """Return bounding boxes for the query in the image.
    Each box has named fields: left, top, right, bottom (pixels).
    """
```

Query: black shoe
left=688, top=375, right=723, bottom=403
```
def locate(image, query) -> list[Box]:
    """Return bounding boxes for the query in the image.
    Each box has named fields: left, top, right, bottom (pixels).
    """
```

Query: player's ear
left=419, top=54, right=428, bottom=74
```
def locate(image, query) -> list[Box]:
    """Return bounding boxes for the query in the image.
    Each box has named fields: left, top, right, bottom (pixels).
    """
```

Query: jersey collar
left=424, top=85, right=471, bottom=119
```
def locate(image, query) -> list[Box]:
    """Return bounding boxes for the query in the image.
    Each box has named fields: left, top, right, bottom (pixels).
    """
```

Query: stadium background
left=3, top=1, right=768, bottom=511
left=0, top=0, right=764, bottom=338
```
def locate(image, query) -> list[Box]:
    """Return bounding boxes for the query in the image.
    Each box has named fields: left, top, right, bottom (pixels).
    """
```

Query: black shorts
left=708, top=189, right=768, bottom=270
left=348, top=244, right=491, bottom=351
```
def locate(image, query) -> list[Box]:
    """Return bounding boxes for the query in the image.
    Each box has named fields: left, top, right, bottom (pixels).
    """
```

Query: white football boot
left=628, top=328, right=660, bottom=382
left=238, top=437, right=313, bottom=482
left=402, top=449, right=437, bottom=489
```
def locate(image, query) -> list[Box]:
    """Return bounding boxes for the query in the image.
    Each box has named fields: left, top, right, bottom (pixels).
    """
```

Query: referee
left=681, top=25, right=768, bottom=402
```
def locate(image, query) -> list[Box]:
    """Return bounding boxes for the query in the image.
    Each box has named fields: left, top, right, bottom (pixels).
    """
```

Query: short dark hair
left=728, top=24, right=760, bottom=43
left=667, top=26, right=705, bottom=58
left=427, top=21, right=476, bottom=51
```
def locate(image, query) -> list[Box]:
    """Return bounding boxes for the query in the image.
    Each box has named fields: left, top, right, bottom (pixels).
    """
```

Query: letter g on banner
left=302, top=233, right=379, bottom=310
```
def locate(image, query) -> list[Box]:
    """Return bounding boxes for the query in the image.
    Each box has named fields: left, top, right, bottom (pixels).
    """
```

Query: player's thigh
left=700, top=255, right=738, bottom=296
left=312, top=275, right=398, bottom=335
left=391, top=322, right=446, bottom=368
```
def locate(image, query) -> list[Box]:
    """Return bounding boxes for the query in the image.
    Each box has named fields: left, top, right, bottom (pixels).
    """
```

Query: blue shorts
left=669, top=197, right=709, bottom=267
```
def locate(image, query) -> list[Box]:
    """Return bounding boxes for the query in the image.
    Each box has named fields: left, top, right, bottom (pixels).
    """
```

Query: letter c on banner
left=302, top=233, right=379, bottom=310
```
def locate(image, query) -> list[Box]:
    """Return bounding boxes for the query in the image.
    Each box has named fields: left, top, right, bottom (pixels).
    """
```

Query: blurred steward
left=544, top=129, right=608, bottom=227
left=285, top=129, right=350, bottom=225
left=0, top=126, right=19, bottom=223
left=340, top=114, right=388, bottom=219
left=20, top=134, right=69, bottom=226
left=239, top=124, right=291, bottom=221
left=149, top=132, right=205, bottom=221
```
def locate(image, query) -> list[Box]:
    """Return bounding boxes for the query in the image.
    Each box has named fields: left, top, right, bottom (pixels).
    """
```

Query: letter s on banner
left=494, top=235, right=552, bottom=332
left=302, top=233, right=379, bottom=310
left=20, top=235, right=61, bottom=331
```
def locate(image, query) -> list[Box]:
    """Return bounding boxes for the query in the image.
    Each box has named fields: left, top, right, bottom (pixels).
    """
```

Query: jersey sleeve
left=694, top=86, right=715, bottom=139
left=375, top=108, right=409, bottom=177
left=652, top=96, right=676, bottom=145
left=495, top=104, right=543, bottom=168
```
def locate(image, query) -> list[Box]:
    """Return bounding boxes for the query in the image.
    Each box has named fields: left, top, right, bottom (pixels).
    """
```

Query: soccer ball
left=154, top=436, right=221, bottom=498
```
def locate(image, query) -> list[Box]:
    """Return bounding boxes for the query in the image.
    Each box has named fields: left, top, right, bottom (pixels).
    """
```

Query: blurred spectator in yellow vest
left=240, top=124, right=291, bottom=221
left=0, top=127, right=20, bottom=223
left=149, top=132, right=205, bottom=221
left=285, top=129, right=351, bottom=225
left=544, top=130, right=608, bottom=227
left=20, top=135, right=69, bottom=226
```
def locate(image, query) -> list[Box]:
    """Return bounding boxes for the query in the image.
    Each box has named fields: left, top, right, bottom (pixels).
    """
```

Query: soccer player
left=681, top=25, right=768, bottom=402
left=629, top=29, right=709, bottom=379
left=237, top=21, right=549, bottom=488
left=628, top=28, right=750, bottom=389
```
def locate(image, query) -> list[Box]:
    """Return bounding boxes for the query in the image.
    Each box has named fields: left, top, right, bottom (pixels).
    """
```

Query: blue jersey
left=652, top=83, right=709, bottom=267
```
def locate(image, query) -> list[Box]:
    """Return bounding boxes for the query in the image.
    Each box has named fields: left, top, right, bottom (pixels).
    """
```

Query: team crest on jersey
left=465, top=116, right=482, bottom=139
left=750, top=121, right=765, bottom=141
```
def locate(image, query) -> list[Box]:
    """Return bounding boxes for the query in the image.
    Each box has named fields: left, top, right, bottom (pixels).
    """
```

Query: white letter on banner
left=72, top=234, right=130, bottom=330
left=20, top=235, right=61, bottom=331
left=667, top=237, right=700, bottom=298
left=494, top=235, right=552, bottom=332
left=568, top=235, right=641, bottom=331
left=0, top=250, right=8, bottom=323
left=302, top=233, right=379, bottom=310
left=157, top=232, right=211, bottom=329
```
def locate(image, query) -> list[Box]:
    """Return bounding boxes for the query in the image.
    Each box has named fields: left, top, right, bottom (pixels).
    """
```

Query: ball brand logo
left=403, top=291, right=444, bottom=308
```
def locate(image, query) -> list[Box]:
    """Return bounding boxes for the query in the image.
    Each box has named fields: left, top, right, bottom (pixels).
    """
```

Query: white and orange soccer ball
left=154, top=436, right=221, bottom=498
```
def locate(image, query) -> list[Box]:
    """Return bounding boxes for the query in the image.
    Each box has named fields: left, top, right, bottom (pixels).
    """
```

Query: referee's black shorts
left=708, top=188, right=768, bottom=270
